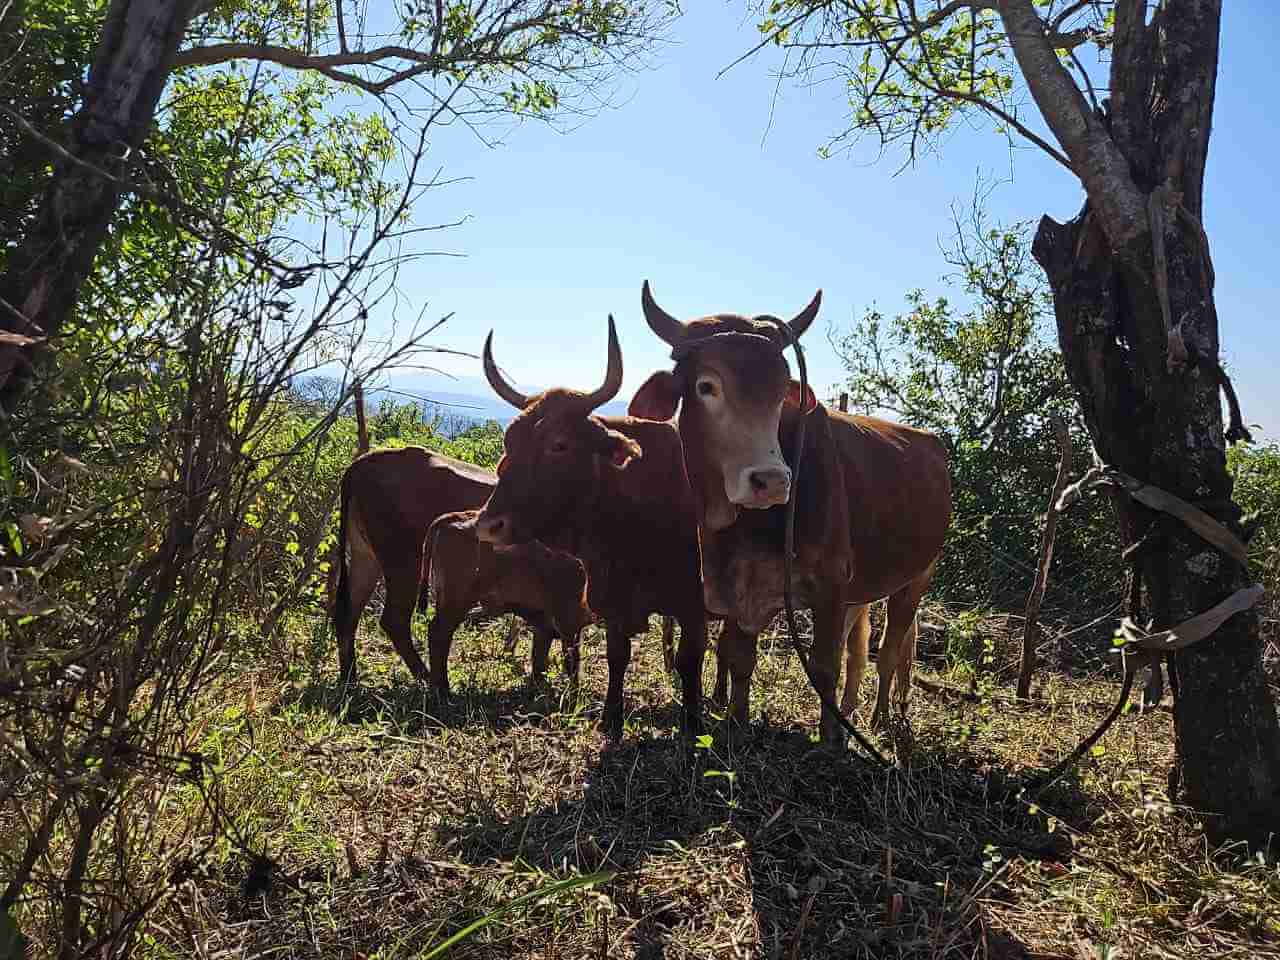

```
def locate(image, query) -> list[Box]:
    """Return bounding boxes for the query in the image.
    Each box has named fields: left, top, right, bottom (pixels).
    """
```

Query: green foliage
left=1228, top=441, right=1280, bottom=639
left=833, top=213, right=1121, bottom=609
left=752, top=0, right=1108, bottom=162
left=1229, top=442, right=1280, bottom=562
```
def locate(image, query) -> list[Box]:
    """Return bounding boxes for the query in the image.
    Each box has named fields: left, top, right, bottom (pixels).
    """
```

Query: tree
left=748, top=0, right=1279, bottom=844
left=0, top=0, right=667, bottom=406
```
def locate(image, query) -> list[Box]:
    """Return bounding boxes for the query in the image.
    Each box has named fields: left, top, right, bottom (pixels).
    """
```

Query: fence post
left=353, top=380, right=370, bottom=454
left=838, top=392, right=848, bottom=413
left=1017, top=415, right=1073, bottom=700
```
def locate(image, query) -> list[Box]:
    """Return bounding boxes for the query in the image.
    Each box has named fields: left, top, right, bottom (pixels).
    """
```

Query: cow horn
left=641, top=280, right=686, bottom=348
left=786, top=290, right=823, bottom=342
left=583, top=314, right=624, bottom=410
left=483, top=331, right=532, bottom=409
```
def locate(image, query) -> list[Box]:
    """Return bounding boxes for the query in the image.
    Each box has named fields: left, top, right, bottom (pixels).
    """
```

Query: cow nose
left=476, top=512, right=511, bottom=544
left=742, top=466, right=791, bottom=507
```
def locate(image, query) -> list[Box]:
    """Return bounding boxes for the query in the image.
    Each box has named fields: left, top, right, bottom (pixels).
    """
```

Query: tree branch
left=996, top=0, right=1148, bottom=250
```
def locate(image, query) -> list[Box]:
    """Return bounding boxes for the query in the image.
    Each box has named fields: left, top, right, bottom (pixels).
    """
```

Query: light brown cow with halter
left=628, top=282, right=952, bottom=743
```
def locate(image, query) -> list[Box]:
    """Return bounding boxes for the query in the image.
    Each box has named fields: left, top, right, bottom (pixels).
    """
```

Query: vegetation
left=2, top=0, right=1279, bottom=956
left=832, top=202, right=1121, bottom=613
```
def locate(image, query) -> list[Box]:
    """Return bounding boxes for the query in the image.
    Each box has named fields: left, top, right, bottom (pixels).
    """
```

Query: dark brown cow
left=630, top=283, right=952, bottom=743
left=332, top=446, right=496, bottom=688
left=424, top=510, right=591, bottom=694
left=473, top=316, right=744, bottom=737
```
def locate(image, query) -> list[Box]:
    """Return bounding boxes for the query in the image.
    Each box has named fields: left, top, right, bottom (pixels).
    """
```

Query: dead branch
left=1017, top=415, right=1072, bottom=699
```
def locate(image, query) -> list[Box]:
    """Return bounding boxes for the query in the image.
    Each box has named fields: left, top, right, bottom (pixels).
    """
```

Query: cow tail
left=419, top=516, right=441, bottom=614
left=332, top=465, right=354, bottom=633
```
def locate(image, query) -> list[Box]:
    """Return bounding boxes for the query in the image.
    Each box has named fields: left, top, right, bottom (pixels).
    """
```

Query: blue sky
left=385, top=1, right=1279, bottom=438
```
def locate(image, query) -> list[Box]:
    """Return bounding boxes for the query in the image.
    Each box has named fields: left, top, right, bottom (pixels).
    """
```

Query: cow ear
left=629, top=371, right=682, bottom=421
left=785, top=380, right=817, bottom=414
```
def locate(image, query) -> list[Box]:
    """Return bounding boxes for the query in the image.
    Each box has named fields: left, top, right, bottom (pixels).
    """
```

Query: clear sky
left=384, top=1, right=1279, bottom=438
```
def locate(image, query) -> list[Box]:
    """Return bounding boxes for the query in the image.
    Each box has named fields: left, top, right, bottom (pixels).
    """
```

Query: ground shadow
left=434, top=716, right=1060, bottom=959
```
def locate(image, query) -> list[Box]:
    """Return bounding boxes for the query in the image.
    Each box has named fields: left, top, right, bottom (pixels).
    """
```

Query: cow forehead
left=680, top=332, right=791, bottom=402
left=685, top=313, right=789, bottom=343
left=502, top=389, right=598, bottom=454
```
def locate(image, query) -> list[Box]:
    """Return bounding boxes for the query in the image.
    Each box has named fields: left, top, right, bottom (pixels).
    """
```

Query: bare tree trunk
left=1017, top=415, right=1071, bottom=700
left=1003, top=0, right=1280, bottom=847
left=0, top=0, right=198, bottom=408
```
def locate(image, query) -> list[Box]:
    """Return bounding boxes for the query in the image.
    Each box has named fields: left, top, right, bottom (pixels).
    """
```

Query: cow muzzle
left=475, top=511, right=514, bottom=545
left=727, top=463, right=792, bottom=509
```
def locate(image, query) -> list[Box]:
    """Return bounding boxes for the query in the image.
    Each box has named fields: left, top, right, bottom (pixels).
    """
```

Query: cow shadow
left=281, top=669, right=599, bottom=736
left=435, top=716, right=1053, bottom=958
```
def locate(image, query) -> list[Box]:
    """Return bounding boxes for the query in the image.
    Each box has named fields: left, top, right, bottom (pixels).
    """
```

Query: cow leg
left=719, top=621, right=756, bottom=727
left=839, top=603, right=872, bottom=717
left=336, top=532, right=380, bottom=691
left=661, top=616, right=676, bottom=675
left=872, top=570, right=931, bottom=729
left=426, top=603, right=466, bottom=699
left=711, top=624, right=730, bottom=707
left=503, top=614, right=521, bottom=654
left=529, top=619, right=554, bottom=687
left=602, top=621, right=633, bottom=739
left=895, top=616, right=919, bottom=716
left=812, top=595, right=846, bottom=746
left=382, top=559, right=429, bottom=683
left=675, top=610, right=708, bottom=736
left=561, top=629, right=582, bottom=696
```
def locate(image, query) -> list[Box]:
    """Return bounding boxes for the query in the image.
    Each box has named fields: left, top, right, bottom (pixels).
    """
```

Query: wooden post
left=354, top=380, right=370, bottom=454
left=1017, top=415, right=1072, bottom=700
left=838, top=392, right=848, bottom=413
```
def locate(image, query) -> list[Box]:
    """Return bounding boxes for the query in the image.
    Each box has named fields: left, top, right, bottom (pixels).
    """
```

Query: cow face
left=629, top=282, right=819, bottom=533
left=475, top=316, right=640, bottom=546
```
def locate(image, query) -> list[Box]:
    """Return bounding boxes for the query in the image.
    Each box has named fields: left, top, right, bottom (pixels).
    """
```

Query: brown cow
left=424, top=510, right=590, bottom=694
left=332, top=446, right=496, bottom=689
left=473, top=316, right=744, bottom=737
left=630, top=282, right=952, bottom=743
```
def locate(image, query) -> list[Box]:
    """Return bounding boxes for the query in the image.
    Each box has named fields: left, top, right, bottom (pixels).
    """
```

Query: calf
left=423, top=510, right=591, bottom=694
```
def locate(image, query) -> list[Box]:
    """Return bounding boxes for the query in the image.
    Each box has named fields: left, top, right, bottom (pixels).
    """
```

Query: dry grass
left=134, top=609, right=1280, bottom=960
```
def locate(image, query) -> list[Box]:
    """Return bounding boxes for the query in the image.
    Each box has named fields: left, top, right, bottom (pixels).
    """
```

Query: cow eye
left=696, top=380, right=717, bottom=398
left=549, top=439, right=571, bottom=455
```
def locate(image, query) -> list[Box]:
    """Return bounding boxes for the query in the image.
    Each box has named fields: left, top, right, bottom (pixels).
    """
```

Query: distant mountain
left=375, top=372, right=629, bottom=428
